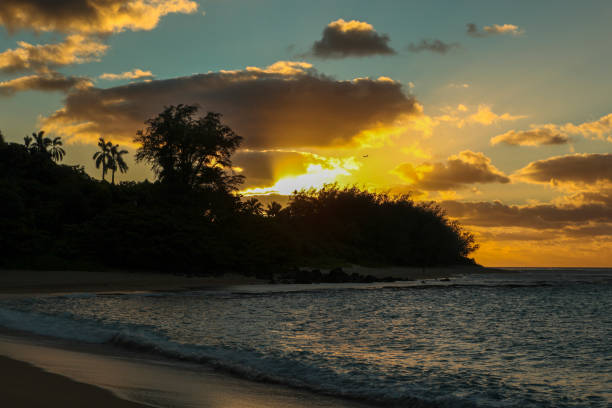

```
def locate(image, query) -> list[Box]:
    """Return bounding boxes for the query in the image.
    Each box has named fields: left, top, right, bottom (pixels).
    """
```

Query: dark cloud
left=406, top=39, right=460, bottom=54
left=441, top=197, right=612, bottom=230
left=515, top=153, right=612, bottom=186
left=0, top=72, right=92, bottom=96
left=310, top=19, right=395, bottom=58
left=393, top=150, right=510, bottom=191
left=0, top=0, right=197, bottom=34
left=467, top=22, right=523, bottom=37
left=491, top=127, right=570, bottom=146
left=43, top=61, right=418, bottom=149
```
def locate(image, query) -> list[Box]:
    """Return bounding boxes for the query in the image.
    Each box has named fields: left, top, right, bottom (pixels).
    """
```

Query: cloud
left=441, top=196, right=612, bottom=230
left=310, top=18, right=395, bottom=58
left=233, top=150, right=321, bottom=189
left=406, top=39, right=460, bottom=54
left=491, top=125, right=570, bottom=146
left=0, top=0, right=198, bottom=34
left=392, top=150, right=510, bottom=191
left=419, top=104, right=525, bottom=135
left=562, top=113, right=612, bottom=142
left=467, top=23, right=524, bottom=37
left=514, top=153, right=612, bottom=189
left=0, top=72, right=93, bottom=96
left=99, top=68, right=154, bottom=81
left=42, top=61, right=418, bottom=148
left=492, top=113, right=612, bottom=146
left=466, top=104, right=527, bottom=125
left=0, top=35, right=107, bottom=74
left=235, top=150, right=360, bottom=194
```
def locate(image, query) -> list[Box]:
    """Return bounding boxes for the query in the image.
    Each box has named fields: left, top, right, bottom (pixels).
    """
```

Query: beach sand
left=0, top=333, right=374, bottom=408
left=0, top=355, right=148, bottom=408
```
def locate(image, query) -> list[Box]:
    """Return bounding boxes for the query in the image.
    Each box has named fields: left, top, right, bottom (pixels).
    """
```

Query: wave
left=0, top=306, right=474, bottom=408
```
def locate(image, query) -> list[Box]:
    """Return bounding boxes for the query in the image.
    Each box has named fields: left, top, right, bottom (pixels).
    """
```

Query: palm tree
left=48, top=137, right=65, bottom=162
left=26, top=131, right=65, bottom=162
left=93, top=138, right=112, bottom=181
left=23, top=135, right=33, bottom=149
left=266, top=201, right=283, bottom=217
left=30, top=131, right=49, bottom=154
left=109, top=144, right=129, bottom=184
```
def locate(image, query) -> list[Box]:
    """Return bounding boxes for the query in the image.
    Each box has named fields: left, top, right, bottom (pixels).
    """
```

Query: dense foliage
left=0, top=106, right=477, bottom=274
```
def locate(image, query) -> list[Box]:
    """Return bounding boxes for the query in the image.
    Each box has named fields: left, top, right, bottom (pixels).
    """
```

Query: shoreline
left=0, top=265, right=505, bottom=408
left=0, top=331, right=375, bottom=408
left=0, top=269, right=268, bottom=295
left=0, top=354, right=149, bottom=408
left=0, top=266, right=505, bottom=295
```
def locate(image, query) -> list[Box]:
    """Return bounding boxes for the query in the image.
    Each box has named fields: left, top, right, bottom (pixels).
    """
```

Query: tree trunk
left=112, top=169, right=115, bottom=185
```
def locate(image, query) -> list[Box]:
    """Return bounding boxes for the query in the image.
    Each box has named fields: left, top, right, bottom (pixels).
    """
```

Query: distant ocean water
left=1, top=269, right=611, bottom=408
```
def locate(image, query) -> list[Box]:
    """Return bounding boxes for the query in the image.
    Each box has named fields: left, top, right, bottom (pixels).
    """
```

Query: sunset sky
left=1, top=0, right=611, bottom=267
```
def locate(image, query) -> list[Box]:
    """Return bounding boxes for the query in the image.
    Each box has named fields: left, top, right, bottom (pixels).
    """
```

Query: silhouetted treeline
left=0, top=144, right=476, bottom=273
left=0, top=105, right=477, bottom=275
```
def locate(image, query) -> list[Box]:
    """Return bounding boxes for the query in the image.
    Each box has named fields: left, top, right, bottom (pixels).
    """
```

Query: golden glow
left=328, top=18, right=374, bottom=33
left=241, top=157, right=360, bottom=196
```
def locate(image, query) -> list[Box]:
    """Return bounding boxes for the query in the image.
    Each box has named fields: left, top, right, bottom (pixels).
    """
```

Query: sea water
left=0, top=269, right=610, bottom=408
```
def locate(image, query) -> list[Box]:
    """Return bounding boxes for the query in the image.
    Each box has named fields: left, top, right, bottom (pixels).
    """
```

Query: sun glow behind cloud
left=240, top=157, right=360, bottom=196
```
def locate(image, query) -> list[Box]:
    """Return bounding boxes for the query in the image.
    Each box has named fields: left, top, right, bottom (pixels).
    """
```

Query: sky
left=1, top=0, right=611, bottom=267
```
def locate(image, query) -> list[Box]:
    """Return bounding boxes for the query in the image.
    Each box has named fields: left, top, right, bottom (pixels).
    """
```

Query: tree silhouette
left=93, top=138, right=112, bottom=181
left=134, top=105, right=243, bottom=191
left=0, top=130, right=5, bottom=145
left=23, top=135, right=32, bottom=149
left=266, top=201, right=283, bottom=217
left=109, top=144, right=129, bottom=184
left=26, top=131, right=65, bottom=162
left=48, top=137, right=65, bottom=162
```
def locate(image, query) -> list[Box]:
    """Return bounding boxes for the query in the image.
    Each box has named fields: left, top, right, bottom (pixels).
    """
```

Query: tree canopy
left=0, top=110, right=478, bottom=274
left=134, top=105, right=243, bottom=191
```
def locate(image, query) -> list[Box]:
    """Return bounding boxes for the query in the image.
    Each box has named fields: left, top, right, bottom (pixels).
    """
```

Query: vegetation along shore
left=0, top=105, right=478, bottom=280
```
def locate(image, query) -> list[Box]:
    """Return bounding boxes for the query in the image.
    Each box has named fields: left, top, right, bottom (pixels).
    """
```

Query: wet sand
left=0, top=354, right=148, bottom=408
left=0, top=334, right=374, bottom=408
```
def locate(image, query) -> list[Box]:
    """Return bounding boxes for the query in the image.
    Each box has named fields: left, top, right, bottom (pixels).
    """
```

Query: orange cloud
left=491, top=125, right=569, bottom=146
left=0, top=35, right=107, bottom=74
left=467, top=23, right=524, bottom=37
left=466, top=105, right=527, bottom=125
left=0, top=0, right=198, bottom=34
left=491, top=113, right=612, bottom=146
left=411, top=104, right=526, bottom=136
left=99, top=68, right=154, bottom=81
left=392, top=150, right=510, bottom=191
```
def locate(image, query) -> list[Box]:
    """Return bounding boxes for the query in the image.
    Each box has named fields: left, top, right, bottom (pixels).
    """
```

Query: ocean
left=0, top=269, right=610, bottom=408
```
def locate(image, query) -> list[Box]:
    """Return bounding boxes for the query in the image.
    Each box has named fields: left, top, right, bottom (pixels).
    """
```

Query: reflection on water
left=1, top=269, right=611, bottom=408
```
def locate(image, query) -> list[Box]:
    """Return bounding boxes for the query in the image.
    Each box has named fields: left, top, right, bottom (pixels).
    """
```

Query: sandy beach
left=0, top=355, right=148, bottom=408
